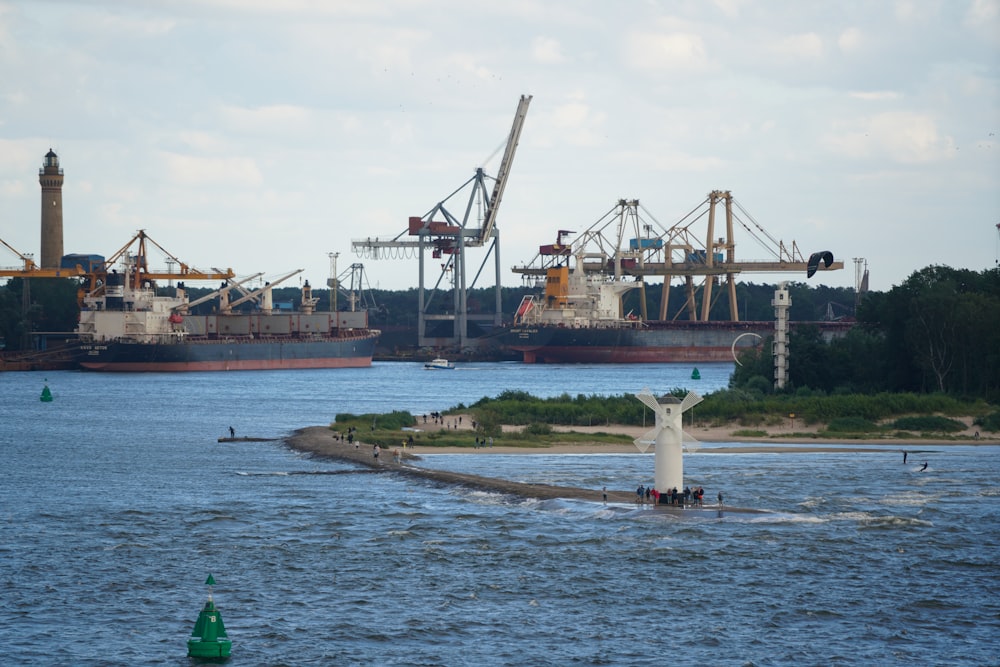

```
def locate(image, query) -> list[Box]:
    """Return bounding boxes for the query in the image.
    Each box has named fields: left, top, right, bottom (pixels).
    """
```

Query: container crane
left=0, top=237, right=88, bottom=279
left=352, top=95, right=531, bottom=349
left=512, top=191, right=844, bottom=323
left=93, top=230, right=234, bottom=294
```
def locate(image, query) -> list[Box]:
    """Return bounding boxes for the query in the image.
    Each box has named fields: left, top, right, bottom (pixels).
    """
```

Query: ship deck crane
left=226, top=269, right=304, bottom=313
left=352, top=95, right=531, bottom=349
left=512, top=191, right=844, bottom=323
left=178, top=272, right=265, bottom=312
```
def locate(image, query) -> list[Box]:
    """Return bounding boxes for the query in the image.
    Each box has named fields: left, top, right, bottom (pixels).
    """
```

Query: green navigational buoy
left=691, top=368, right=701, bottom=380
left=40, top=382, right=53, bottom=402
left=187, top=574, right=232, bottom=659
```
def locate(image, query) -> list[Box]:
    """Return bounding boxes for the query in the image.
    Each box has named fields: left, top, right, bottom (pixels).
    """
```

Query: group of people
left=634, top=484, right=712, bottom=507
left=333, top=426, right=359, bottom=448
left=421, top=413, right=480, bottom=431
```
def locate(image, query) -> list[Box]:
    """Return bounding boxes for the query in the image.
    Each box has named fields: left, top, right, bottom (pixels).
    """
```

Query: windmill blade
left=680, top=391, right=703, bottom=412
left=633, top=428, right=657, bottom=453
left=682, top=431, right=702, bottom=454
left=635, top=387, right=662, bottom=413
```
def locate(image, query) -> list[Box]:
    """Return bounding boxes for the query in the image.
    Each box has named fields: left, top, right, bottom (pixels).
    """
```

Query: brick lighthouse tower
left=39, top=148, right=64, bottom=268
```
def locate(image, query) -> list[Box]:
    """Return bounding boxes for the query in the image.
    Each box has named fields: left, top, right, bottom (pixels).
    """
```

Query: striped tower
left=39, top=148, right=64, bottom=268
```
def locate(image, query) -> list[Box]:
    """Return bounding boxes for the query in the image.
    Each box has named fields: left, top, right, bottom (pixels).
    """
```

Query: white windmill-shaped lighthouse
left=634, top=389, right=703, bottom=494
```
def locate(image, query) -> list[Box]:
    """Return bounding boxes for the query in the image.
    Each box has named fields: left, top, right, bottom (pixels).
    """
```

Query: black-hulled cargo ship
left=77, top=266, right=379, bottom=372
left=78, top=330, right=378, bottom=371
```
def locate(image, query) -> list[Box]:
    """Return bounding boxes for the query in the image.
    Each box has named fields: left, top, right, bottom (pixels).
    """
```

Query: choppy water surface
left=1, top=363, right=997, bottom=666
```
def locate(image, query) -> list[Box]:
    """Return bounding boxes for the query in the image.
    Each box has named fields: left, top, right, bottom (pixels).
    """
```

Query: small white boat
left=424, top=358, right=456, bottom=370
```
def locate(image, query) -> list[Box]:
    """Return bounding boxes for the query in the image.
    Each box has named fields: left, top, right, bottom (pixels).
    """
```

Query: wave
left=832, top=511, right=934, bottom=528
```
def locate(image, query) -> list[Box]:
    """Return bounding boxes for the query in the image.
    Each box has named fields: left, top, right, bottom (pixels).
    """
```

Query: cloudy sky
left=1, top=0, right=998, bottom=294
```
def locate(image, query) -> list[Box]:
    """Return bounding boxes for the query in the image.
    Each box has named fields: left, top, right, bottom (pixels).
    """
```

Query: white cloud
left=711, top=0, right=748, bottom=20
left=849, top=91, right=901, bottom=101
left=769, top=32, right=824, bottom=60
left=823, top=112, right=956, bottom=164
left=161, top=153, right=264, bottom=187
left=532, top=36, right=567, bottom=65
left=218, top=105, right=313, bottom=134
left=966, top=0, right=999, bottom=23
left=624, top=28, right=710, bottom=72
left=544, top=98, right=607, bottom=147
left=964, top=0, right=1000, bottom=42
left=837, top=27, right=864, bottom=54
left=94, top=13, right=176, bottom=36
left=0, top=180, right=25, bottom=197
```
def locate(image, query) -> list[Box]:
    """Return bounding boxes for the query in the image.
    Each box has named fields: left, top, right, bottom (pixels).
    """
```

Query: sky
left=1, top=0, right=998, bottom=295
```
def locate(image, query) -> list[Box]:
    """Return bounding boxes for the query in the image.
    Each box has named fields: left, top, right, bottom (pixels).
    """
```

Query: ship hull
left=79, top=333, right=378, bottom=372
left=507, top=321, right=851, bottom=364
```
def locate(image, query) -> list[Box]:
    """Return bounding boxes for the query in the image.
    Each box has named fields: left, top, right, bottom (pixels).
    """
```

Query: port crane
left=0, top=237, right=89, bottom=279
left=512, top=191, right=844, bottom=323
left=93, top=230, right=235, bottom=293
left=352, top=95, right=532, bottom=349
left=328, top=257, right=379, bottom=315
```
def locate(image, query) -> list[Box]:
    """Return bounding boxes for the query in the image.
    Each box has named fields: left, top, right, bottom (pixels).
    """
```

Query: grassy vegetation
left=330, top=410, right=633, bottom=449
left=458, top=389, right=998, bottom=436
left=330, top=390, right=998, bottom=448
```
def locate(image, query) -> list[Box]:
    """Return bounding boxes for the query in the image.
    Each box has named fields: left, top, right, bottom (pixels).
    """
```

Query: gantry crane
left=91, top=229, right=234, bottom=293
left=513, top=191, right=844, bottom=323
left=352, top=95, right=531, bottom=349
left=0, top=237, right=89, bottom=278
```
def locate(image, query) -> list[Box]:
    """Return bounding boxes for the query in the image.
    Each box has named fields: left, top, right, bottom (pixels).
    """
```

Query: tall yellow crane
left=92, top=229, right=234, bottom=293
left=0, top=238, right=88, bottom=278
left=513, top=191, right=844, bottom=323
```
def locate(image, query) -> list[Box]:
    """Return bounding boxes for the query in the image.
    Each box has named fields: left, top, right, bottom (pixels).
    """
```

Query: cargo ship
left=77, top=265, right=379, bottom=372
left=506, top=254, right=850, bottom=364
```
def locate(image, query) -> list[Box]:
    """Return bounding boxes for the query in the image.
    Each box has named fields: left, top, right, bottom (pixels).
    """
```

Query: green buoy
left=40, top=381, right=53, bottom=402
left=187, top=574, right=231, bottom=659
left=691, top=368, right=701, bottom=380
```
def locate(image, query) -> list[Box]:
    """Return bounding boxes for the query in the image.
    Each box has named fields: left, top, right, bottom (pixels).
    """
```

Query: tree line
left=3, top=264, right=997, bottom=403
left=730, top=266, right=1000, bottom=400
left=0, top=272, right=859, bottom=348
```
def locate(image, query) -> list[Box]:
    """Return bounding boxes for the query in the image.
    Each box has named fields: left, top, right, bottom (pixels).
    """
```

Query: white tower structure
left=634, top=389, right=703, bottom=493
left=772, top=282, right=790, bottom=390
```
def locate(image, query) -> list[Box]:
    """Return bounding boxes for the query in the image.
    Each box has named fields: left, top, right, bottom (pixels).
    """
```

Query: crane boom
left=478, top=94, right=531, bottom=244
left=178, top=272, right=265, bottom=311
left=227, top=269, right=303, bottom=309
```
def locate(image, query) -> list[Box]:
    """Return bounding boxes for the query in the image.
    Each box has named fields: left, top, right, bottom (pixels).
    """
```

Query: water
left=1, top=363, right=997, bottom=666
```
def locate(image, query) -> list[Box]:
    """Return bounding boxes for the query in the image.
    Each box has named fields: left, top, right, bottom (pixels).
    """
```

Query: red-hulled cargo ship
left=506, top=254, right=850, bottom=364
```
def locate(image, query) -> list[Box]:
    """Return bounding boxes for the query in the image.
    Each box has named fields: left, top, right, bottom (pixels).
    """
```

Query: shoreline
left=281, top=414, right=999, bottom=458
left=281, top=422, right=995, bottom=506
left=283, top=425, right=762, bottom=510
left=383, top=414, right=1000, bottom=454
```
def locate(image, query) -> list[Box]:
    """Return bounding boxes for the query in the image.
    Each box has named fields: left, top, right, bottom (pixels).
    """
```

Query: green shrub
left=890, top=416, right=965, bottom=433
left=524, top=422, right=552, bottom=435
left=732, top=429, right=767, bottom=437
left=825, top=416, right=880, bottom=433
left=745, top=375, right=771, bottom=395
left=973, top=411, right=1000, bottom=433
